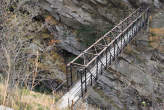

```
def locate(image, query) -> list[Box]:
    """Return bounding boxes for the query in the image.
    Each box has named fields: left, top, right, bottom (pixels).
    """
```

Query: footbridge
left=58, top=6, right=150, bottom=109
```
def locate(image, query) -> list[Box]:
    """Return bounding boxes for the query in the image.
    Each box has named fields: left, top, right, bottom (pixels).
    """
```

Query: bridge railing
left=65, top=6, right=150, bottom=96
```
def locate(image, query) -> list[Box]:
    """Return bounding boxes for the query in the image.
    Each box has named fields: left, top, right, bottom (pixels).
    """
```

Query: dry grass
left=124, top=44, right=133, bottom=54
left=149, top=28, right=164, bottom=52
left=45, top=16, right=59, bottom=25
left=149, top=28, right=164, bottom=35
left=0, top=82, right=64, bottom=110
left=124, top=44, right=139, bottom=56
left=0, top=81, right=95, bottom=110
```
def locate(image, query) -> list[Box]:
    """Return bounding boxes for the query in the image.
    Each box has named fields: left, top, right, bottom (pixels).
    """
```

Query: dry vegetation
left=0, top=0, right=88, bottom=109
left=0, top=0, right=67, bottom=109
left=0, top=82, right=63, bottom=110
left=149, top=27, right=164, bottom=53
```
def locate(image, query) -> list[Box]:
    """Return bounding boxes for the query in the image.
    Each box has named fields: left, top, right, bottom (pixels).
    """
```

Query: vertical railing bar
left=127, top=28, right=130, bottom=43
left=117, top=38, right=121, bottom=54
left=119, top=36, right=121, bottom=54
left=81, top=70, right=83, bottom=97
left=66, top=66, right=69, bottom=91
left=146, top=10, right=147, bottom=23
left=77, top=70, right=79, bottom=81
left=113, top=42, right=116, bottom=61
left=91, top=73, right=92, bottom=86
left=70, top=64, right=73, bottom=86
left=109, top=46, right=112, bottom=65
left=130, top=24, right=133, bottom=41
left=134, top=21, right=136, bottom=36
left=146, top=9, right=148, bottom=25
left=85, top=68, right=87, bottom=92
left=83, top=54, right=85, bottom=65
left=133, top=23, right=135, bottom=39
left=105, top=48, right=108, bottom=70
left=96, top=56, right=98, bottom=80
left=121, top=34, right=123, bottom=49
left=101, top=64, right=103, bottom=75
left=132, top=23, right=134, bottom=39
left=136, top=18, right=138, bottom=33
left=141, top=14, right=143, bottom=28
left=124, top=30, right=126, bottom=46
left=143, top=11, right=145, bottom=27
left=140, top=15, right=142, bottom=29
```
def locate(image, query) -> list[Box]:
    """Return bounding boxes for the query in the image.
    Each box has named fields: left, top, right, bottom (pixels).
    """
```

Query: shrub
left=77, top=25, right=112, bottom=47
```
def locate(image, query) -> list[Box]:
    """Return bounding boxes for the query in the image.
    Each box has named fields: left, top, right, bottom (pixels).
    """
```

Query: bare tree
left=0, top=0, right=43, bottom=89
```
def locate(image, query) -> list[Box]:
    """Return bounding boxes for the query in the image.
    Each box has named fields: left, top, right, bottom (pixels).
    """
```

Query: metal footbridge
left=58, top=6, right=150, bottom=109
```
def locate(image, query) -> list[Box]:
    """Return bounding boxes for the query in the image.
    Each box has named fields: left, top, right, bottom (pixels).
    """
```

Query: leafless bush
left=0, top=0, right=44, bottom=90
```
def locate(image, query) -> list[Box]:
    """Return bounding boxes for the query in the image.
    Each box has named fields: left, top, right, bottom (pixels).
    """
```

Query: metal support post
left=66, top=66, right=69, bottom=90
left=81, top=70, right=83, bottom=97
left=84, top=68, right=87, bottom=92
left=70, top=65, right=73, bottom=86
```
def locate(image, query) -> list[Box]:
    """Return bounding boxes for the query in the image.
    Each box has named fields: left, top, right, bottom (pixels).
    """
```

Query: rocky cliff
left=38, top=0, right=163, bottom=55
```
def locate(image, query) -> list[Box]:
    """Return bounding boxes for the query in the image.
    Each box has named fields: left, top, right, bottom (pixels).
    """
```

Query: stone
left=0, top=106, right=13, bottom=110
left=38, top=0, right=164, bottom=56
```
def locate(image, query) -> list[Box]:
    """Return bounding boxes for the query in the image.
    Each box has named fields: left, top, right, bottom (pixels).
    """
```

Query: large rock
left=38, top=0, right=130, bottom=54
left=39, top=0, right=127, bottom=28
left=38, top=0, right=163, bottom=29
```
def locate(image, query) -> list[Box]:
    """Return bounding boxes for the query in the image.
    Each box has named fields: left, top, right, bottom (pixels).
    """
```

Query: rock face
left=86, top=9, right=164, bottom=110
left=39, top=0, right=130, bottom=55
left=38, top=0, right=163, bottom=55
left=39, top=0, right=128, bottom=29
left=39, top=0, right=162, bottom=28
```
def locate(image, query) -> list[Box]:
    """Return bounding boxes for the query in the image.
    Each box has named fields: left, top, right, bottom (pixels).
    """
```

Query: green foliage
left=151, top=33, right=156, bottom=36
left=141, top=101, right=146, bottom=107
left=33, top=83, right=52, bottom=94
left=77, top=25, right=112, bottom=47
left=21, top=88, right=31, bottom=95
left=77, top=25, right=98, bottom=47
left=67, top=55, right=83, bottom=64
